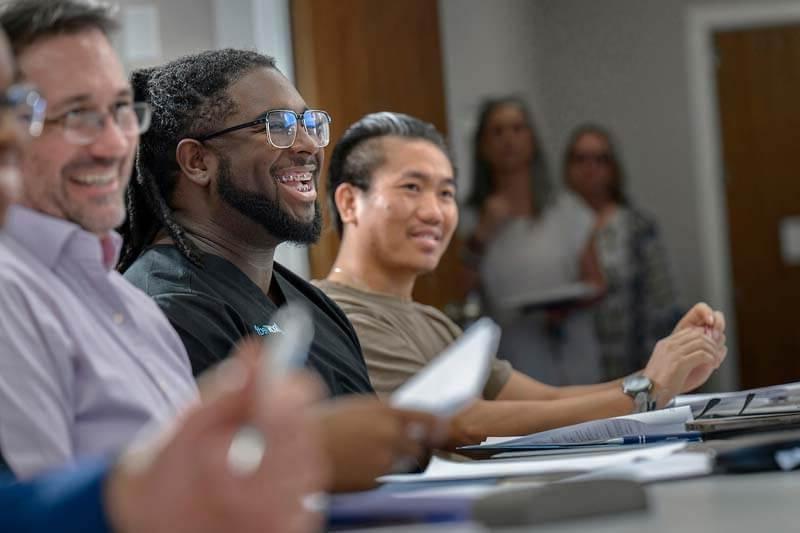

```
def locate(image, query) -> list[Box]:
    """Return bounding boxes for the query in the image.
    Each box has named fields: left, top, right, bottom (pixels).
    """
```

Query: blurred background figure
left=460, top=97, right=604, bottom=385
left=564, top=124, right=681, bottom=381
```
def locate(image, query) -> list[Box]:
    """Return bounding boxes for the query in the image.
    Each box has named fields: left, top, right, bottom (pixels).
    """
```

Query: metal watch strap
left=632, top=391, right=656, bottom=413
left=623, top=373, right=657, bottom=413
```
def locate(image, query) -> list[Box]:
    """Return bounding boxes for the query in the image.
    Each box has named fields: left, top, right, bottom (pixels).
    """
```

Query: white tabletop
left=527, top=471, right=800, bottom=533
left=344, top=471, right=800, bottom=533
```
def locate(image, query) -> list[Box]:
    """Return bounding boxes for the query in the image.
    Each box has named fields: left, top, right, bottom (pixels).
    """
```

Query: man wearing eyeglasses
left=117, top=49, right=447, bottom=491
left=118, top=51, right=362, bottom=392
left=0, top=0, right=197, bottom=478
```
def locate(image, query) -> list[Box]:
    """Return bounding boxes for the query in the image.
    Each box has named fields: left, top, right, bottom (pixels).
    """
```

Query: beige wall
left=113, top=0, right=215, bottom=69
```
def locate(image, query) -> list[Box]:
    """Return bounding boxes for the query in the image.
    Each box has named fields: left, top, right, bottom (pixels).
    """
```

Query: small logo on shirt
left=253, top=323, right=283, bottom=336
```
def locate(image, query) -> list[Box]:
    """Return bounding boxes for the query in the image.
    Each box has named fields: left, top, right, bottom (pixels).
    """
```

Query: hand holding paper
left=390, top=318, right=500, bottom=417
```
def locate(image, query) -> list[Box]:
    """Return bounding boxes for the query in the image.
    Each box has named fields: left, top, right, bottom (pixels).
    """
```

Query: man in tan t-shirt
left=314, top=278, right=512, bottom=400
left=314, top=111, right=729, bottom=445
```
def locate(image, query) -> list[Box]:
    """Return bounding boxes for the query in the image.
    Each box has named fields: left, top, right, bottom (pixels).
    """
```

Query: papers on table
left=379, top=442, right=687, bottom=483
left=479, top=406, right=693, bottom=447
left=569, top=451, right=713, bottom=483
left=390, top=318, right=499, bottom=417
left=674, top=382, right=800, bottom=418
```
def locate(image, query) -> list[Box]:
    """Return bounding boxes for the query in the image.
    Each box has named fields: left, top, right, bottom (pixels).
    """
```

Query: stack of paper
left=380, top=442, right=687, bottom=483
left=472, top=405, right=693, bottom=449
left=674, top=383, right=800, bottom=418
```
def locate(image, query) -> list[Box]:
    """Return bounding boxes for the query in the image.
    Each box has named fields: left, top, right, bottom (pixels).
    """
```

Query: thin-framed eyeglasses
left=44, top=102, right=152, bottom=145
left=0, top=84, right=47, bottom=138
left=196, top=109, right=332, bottom=149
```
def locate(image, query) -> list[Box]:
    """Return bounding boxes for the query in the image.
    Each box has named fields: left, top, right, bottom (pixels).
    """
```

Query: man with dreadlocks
left=120, top=50, right=370, bottom=395
left=118, top=49, right=443, bottom=491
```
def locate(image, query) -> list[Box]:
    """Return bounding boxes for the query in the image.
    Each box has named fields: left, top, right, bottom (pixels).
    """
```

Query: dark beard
left=216, top=156, right=322, bottom=245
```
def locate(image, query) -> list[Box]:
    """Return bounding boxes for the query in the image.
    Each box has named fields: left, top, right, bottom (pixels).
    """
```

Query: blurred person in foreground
left=0, top=0, right=196, bottom=478
left=0, top=20, right=325, bottom=533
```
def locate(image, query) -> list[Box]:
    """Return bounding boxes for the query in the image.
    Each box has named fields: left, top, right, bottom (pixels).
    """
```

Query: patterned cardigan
left=594, top=207, right=682, bottom=379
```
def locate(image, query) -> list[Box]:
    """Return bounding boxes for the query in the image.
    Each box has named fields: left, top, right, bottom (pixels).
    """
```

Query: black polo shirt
left=123, top=245, right=374, bottom=397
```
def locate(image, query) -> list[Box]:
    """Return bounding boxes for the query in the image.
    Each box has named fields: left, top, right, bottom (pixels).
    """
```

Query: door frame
left=686, top=1, right=800, bottom=390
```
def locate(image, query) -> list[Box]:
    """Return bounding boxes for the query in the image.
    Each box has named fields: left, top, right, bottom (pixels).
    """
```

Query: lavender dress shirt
left=0, top=206, right=198, bottom=479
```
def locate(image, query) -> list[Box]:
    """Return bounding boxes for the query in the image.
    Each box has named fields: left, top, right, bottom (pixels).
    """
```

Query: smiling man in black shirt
left=125, top=245, right=371, bottom=396
left=118, top=49, right=440, bottom=491
left=118, top=50, right=371, bottom=395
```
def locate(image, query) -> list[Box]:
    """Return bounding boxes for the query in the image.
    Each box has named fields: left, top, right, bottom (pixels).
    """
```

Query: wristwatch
left=622, top=373, right=655, bottom=413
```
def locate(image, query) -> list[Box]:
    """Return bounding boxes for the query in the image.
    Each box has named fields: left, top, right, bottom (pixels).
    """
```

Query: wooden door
left=714, top=25, right=800, bottom=388
left=291, top=0, right=467, bottom=310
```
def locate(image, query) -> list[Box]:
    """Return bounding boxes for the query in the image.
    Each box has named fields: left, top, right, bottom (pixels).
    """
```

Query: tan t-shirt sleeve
left=345, top=311, right=431, bottom=399
left=350, top=308, right=513, bottom=401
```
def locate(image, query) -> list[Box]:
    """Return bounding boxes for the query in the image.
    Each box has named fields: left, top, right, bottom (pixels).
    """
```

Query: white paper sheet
left=482, top=406, right=693, bottom=447
left=569, top=451, right=713, bottom=483
left=483, top=436, right=524, bottom=445
left=390, top=318, right=500, bottom=417
left=380, top=442, right=687, bottom=483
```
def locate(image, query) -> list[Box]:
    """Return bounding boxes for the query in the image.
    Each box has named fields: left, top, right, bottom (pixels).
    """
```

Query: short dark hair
left=466, top=96, right=551, bottom=213
left=327, top=111, right=451, bottom=235
left=117, top=49, right=277, bottom=272
left=0, top=0, right=119, bottom=54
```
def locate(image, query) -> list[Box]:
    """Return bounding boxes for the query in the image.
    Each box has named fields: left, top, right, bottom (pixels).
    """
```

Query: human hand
left=643, top=327, right=725, bottom=406
left=668, top=303, right=727, bottom=392
left=673, top=302, right=726, bottom=341
left=475, top=194, right=513, bottom=242
left=106, top=341, right=327, bottom=533
left=441, top=401, right=490, bottom=449
left=314, top=397, right=446, bottom=492
left=578, top=235, right=607, bottom=295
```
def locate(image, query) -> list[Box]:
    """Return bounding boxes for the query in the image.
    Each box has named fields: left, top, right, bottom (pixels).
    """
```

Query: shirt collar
left=5, top=205, right=123, bottom=271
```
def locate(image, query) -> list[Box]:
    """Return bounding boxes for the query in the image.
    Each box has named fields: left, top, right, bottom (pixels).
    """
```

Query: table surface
left=526, top=471, right=800, bottom=533
left=345, top=470, right=800, bottom=533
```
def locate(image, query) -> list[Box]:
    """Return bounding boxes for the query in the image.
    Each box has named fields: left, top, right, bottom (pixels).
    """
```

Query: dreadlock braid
left=117, top=48, right=276, bottom=272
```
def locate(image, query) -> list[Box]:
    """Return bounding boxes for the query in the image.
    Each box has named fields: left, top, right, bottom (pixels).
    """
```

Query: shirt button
left=112, top=312, right=125, bottom=325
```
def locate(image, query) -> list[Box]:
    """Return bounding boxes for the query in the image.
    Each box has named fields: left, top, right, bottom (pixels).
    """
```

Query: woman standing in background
left=564, top=124, right=681, bottom=380
left=461, top=97, right=604, bottom=385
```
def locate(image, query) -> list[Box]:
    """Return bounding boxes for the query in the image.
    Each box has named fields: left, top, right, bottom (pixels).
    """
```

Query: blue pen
left=604, top=432, right=703, bottom=445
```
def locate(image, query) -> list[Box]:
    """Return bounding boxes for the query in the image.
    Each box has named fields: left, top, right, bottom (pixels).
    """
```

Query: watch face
left=625, top=375, right=652, bottom=393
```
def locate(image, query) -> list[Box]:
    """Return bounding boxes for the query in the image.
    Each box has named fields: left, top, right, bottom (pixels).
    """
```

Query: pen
left=604, top=432, right=703, bottom=445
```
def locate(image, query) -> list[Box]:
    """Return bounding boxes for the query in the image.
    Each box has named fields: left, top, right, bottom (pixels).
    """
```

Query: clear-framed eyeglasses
left=196, top=109, right=332, bottom=149
left=0, top=84, right=47, bottom=138
left=44, top=102, right=152, bottom=145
